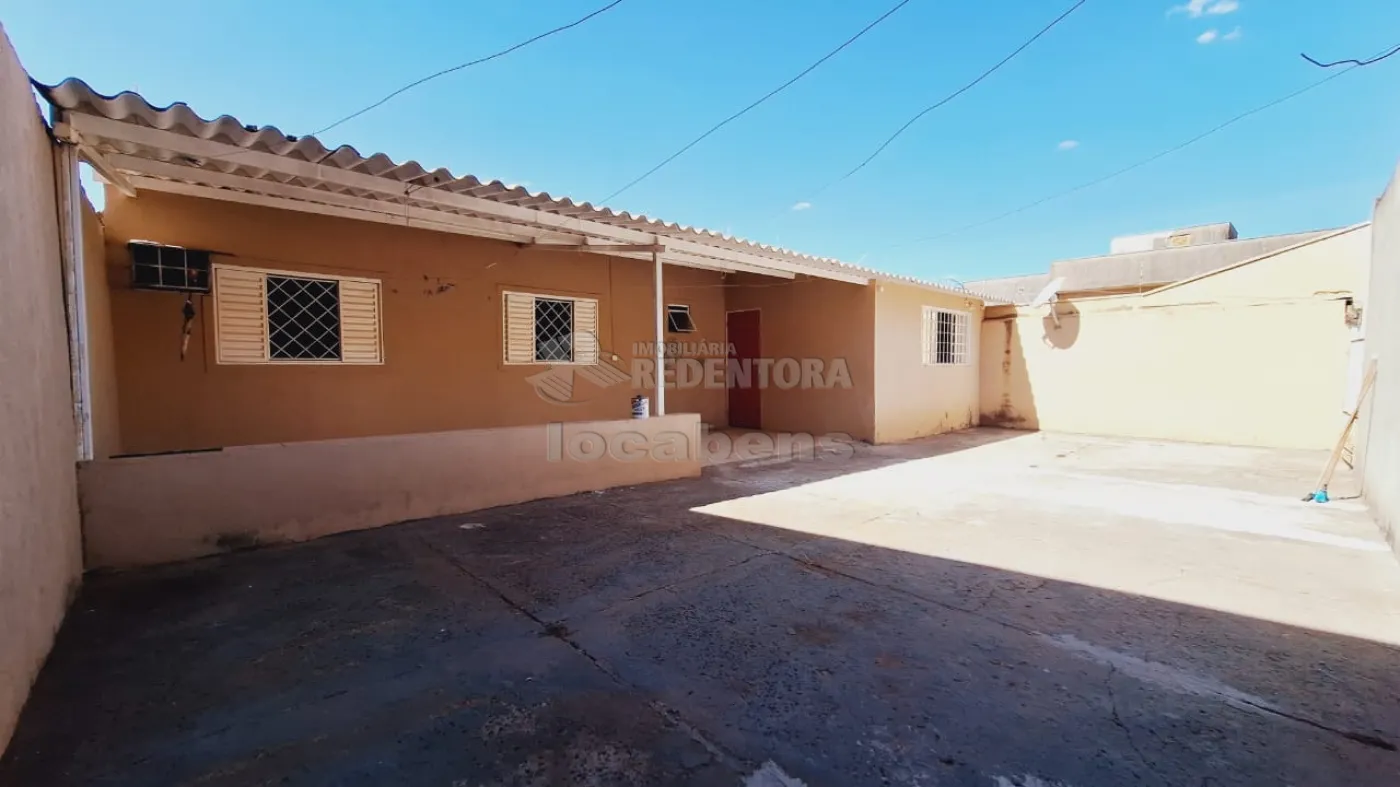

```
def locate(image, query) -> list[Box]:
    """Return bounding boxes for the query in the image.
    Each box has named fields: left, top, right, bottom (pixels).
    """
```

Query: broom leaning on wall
left=1304, top=359, right=1379, bottom=503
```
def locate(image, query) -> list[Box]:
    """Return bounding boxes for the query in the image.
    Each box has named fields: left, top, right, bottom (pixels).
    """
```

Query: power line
left=311, top=0, right=628, bottom=138
left=839, top=0, right=1088, bottom=183
left=600, top=0, right=917, bottom=204
left=1301, top=44, right=1400, bottom=69
left=889, top=43, right=1397, bottom=251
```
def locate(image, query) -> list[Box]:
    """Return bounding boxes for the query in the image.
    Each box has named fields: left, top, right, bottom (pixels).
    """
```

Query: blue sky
left=4, top=0, right=1397, bottom=281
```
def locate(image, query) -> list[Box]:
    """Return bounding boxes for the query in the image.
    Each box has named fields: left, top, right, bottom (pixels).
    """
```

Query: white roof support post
left=55, top=142, right=95, bottom=461
left=653, top=246, right=666, bottom=417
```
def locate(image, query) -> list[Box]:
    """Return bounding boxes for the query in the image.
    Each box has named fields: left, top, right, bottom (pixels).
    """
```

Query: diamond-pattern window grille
left=267, top=275, right=342, bottom=360
left=534, top=297, right=574, bottom=362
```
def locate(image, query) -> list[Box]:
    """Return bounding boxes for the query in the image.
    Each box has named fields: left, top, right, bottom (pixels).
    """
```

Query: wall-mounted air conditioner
left=129, top=241, right=212, bottom=293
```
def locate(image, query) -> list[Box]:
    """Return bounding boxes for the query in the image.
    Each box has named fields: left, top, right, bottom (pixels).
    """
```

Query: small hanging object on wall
left=126, top=241, right=213, bottom=362
left=180, top=295, right=196, bottom=361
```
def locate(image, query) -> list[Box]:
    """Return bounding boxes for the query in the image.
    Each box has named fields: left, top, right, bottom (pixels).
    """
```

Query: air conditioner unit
left=129, top=241, right=212, bottom=293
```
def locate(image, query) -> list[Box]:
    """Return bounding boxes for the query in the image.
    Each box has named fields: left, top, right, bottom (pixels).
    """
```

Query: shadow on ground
left=2, top=428, right=1398, bottom=786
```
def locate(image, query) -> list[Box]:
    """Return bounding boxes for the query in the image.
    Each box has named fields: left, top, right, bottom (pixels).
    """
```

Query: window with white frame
left=502, top=291, right=599, bottom=365
left=213, top=264, right=383, bottom=365
left=921, top=306, right=970, bottom=365
left=666, top=304, right=696, bottom=333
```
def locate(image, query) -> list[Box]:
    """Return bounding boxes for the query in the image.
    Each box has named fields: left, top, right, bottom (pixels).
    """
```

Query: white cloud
left=790, top=201, right=812, bottom=212
left=1169, top=0, right=1238, bottom=17
left=1223, top=26, right=1242, bottom=40
left=1197, top=28, right=1219, bottom=44
left=1057, top=139, right=1080, bottom=151
left=1170, top=0, right=1209, bottom=16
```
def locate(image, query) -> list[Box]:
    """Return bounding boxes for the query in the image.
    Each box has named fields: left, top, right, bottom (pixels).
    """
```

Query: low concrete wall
left=0, top=25, right=83, bottom=754
left=1359, top=164, right=1400, bottom=558
left=79, top=414, right=703, bottom=569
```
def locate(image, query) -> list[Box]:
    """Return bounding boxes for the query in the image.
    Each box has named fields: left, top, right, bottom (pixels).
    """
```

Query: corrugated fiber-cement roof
left=38, top=78, right=982, bottom=299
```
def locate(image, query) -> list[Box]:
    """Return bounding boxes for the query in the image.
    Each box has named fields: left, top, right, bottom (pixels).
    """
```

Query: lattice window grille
left=267, top=275, right=342, bottom=361
left=533, top=297, right=574, bottom=362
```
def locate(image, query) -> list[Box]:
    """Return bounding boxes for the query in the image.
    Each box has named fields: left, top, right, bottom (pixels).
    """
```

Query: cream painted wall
left=873, top=283, right=984, bottom=443
left=980, top=227, right=1369, bottom=450
left=99, top=190, right=728, bottom=455
left=79, top=414, right=703, bottom=569
left=0, top=25, right=82, bottom=755
left=1358, top=167, right=1399, bottom=558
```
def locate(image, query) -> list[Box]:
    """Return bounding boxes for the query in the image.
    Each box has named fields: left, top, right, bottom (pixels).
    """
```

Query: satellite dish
left=1031, top=276, right=1065, bottom=328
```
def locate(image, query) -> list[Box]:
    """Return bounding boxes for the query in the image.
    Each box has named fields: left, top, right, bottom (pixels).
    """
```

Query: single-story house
left=35, top=78, right=986, bottom=570
left=3, top=22, right=1391, bottom=759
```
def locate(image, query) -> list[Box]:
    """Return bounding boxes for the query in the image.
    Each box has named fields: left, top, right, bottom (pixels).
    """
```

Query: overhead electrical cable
left=312, top=0, right=628, bottom=137
left=1301, top=44, right=1400, bottom=69
left=838, top=0, right=1088, bottom=183
left=889, top=42, right=1399, bottom=251
left=600, top=0, right=917, bottom=203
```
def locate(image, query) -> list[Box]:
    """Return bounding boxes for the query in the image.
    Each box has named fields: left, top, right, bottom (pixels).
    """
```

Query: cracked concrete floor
left=3, top=428, right=1399, bottom=786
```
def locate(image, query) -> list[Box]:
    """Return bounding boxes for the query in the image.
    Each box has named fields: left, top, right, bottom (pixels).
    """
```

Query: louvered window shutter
left=573, top=298, right=599, bottom=365
left=214, top=266, right=269, bottom=364
left=339, top=279, right=383, bottom=364
left=503, top=292, right=536, bottom=364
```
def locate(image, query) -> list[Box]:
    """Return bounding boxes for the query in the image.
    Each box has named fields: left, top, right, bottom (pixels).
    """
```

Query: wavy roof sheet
left=38, top=78, right=983, bottom=299
left=968, top=228, right=1340, bottom=304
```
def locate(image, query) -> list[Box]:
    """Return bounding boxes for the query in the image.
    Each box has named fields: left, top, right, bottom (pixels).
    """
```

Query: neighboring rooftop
left=967, top=223, right=1340, bottom=304
left=1109, top=222, right=1238, bottom=254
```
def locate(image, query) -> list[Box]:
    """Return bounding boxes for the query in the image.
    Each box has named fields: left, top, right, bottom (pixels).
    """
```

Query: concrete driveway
left=3, top=428, right=1399, bottom=786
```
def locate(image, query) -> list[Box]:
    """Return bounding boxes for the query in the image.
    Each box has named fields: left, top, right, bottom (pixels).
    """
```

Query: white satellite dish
left=1030, top=276, right=1065, bottom=327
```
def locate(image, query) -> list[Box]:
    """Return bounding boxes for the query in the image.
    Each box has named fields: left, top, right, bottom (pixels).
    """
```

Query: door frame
left=725, top=308, right=762, bottom=429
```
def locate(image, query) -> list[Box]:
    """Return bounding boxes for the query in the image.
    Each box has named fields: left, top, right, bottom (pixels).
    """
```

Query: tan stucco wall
left=980, top=227, right=1369, bottom=450
left=99, top=190, right=728, bottom=454
left=724, top=275, right=876, bottom=441
left=1359, top=166, right=1399, bottom=558
left=82, top=195, right=121, bottom=459
left=0, top=25, right=83, bottom=754
left=79, top=414, right=703, bottom=569
left=873, top=283, right=984, bottom=443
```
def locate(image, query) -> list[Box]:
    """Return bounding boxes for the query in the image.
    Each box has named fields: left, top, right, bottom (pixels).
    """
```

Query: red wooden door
left=727, top=310, right=761, bottom=429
